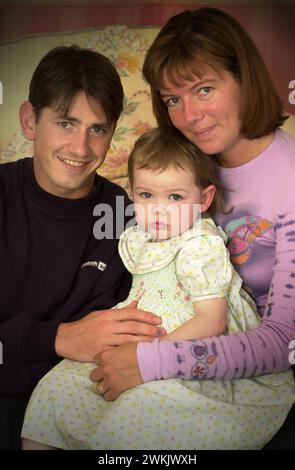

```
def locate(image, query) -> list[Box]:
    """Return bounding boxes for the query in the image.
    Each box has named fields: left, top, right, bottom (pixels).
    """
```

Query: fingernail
left=157, top=327, right=166, bottom=337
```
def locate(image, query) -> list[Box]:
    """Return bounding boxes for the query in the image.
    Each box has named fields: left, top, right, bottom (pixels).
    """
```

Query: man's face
left=29, top=91, right=115, bottom=199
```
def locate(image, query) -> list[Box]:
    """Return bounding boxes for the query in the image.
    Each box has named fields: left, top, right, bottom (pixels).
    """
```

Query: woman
left=90, top=7, right=295, bottom=448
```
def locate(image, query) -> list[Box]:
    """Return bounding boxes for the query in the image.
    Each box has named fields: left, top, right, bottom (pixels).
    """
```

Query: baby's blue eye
left=169, top=194, right=182, bottom=201
left=140, top=192, right=152, bottom=199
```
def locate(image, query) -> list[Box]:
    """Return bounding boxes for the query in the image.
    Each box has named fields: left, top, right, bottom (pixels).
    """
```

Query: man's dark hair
left=29, top=45, right=124, bottom=123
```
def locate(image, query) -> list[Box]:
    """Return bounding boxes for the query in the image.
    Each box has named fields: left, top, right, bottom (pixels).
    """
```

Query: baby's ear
left=19, top=101, right=37, bottom=141
left=127, top=180, right=133, bottom=200
left=200, top=185, right=216, bottom=213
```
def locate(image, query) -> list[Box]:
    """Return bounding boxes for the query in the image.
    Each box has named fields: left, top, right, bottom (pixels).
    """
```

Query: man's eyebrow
left=58, top=115, right=110, bottom=127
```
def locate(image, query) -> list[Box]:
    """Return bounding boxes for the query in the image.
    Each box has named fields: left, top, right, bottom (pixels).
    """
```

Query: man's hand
left=90, top=342, right=143, bottom=400
left=55, top=301, right=165, bottom=362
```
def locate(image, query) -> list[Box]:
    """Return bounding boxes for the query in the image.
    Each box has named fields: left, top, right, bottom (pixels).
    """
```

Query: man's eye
left=92, top=126, right=106, bottom=135
left=140, top=192, right=152, bottom=199
left=169, top=194, right=182, bottom=201
left=58, top=121, right=71, bottom=128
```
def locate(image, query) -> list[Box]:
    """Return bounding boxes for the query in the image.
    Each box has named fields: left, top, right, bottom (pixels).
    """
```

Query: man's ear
left=19, top=101, right=37, bottom=141
left=200, top=185, right=216, bottom=213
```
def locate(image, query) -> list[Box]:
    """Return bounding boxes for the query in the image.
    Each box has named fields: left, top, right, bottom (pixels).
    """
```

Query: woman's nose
left=183, top=99, right=204, bottom=123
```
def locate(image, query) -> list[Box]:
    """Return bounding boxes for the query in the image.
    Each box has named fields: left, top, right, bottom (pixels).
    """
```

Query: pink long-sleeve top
left=138, top=129, right=295, bottom=381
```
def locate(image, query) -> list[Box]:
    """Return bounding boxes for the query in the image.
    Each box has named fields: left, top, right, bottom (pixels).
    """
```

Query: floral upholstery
left=0, top=25, right=294, bottom=192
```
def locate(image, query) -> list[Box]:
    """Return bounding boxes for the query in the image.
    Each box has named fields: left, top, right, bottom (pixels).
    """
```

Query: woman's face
left=159, top=66, right=243, bottom=162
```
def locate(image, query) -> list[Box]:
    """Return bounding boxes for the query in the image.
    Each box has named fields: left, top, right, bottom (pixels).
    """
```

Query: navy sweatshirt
left=0, top=158, right=132, bottom=401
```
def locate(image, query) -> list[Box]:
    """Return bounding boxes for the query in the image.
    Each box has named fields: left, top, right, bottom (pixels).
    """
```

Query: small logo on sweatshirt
left=81, top=261, right=107, bottom=271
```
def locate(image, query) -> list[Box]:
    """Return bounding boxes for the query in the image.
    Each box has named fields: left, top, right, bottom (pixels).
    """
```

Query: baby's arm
left=162, top=298, right=227, bottom=341
left=164, top=228, right=230, bottom=342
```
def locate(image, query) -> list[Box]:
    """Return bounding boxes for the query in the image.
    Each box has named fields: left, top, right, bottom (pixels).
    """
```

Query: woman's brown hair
left=143, top=7, right=287, bottom=139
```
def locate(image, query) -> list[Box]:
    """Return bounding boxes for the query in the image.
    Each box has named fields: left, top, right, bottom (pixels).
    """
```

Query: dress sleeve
left=175, top=235, right=231, bottom=302
left=137, top=192, right=295, bottom=381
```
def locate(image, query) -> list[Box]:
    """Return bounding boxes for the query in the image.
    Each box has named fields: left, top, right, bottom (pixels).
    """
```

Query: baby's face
left=132, top=164, right=205, bottom=241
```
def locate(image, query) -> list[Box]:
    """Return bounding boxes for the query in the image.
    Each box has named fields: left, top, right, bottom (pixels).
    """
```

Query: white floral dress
left=22, top=219, right=295, bottom=449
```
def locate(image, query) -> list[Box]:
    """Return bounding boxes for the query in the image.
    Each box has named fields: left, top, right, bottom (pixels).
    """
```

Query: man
left=0, top=45, right=164, bottom=449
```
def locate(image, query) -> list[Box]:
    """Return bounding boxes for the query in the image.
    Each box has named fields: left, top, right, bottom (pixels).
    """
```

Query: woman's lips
left=193, top=125, right=216, bottom=138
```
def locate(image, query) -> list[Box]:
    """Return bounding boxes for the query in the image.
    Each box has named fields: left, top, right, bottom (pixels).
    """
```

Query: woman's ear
left=19, top=101, right=37, bottom=141
left=200, top=185, right=216, bottom=213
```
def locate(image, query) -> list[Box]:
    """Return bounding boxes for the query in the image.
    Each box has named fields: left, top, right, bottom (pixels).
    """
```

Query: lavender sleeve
left=137, top=195, right=295, bottom=382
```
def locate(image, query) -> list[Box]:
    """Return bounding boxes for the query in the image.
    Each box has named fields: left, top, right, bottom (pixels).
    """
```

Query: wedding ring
left=96, top=381, right=105, bottom=395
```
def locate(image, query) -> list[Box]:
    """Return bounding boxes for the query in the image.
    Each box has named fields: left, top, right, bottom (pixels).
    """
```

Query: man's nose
left=68, top=130, right=88, bottom=157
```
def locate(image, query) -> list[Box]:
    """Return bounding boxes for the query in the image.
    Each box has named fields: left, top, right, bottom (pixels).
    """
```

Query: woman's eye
left=199, top=86, right=213, bottom=95
left=169, top=194, right=182, bottom=201
left=166, top=96, right=179, bottom=107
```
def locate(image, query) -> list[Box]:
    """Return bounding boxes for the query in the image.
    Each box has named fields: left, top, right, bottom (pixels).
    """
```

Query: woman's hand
left=89, top=342, right=144, bottom=401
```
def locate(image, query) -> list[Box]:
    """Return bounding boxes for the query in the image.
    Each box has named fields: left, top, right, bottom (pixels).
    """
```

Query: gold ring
left=96, top=381, right=105, bottom=395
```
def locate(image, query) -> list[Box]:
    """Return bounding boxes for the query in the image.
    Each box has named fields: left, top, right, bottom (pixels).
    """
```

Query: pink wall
left=0, top=3, right=294, bottom=113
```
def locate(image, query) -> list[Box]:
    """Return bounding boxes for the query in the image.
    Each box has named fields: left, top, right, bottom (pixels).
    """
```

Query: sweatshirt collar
left=21, top=157, right=103, bottom=217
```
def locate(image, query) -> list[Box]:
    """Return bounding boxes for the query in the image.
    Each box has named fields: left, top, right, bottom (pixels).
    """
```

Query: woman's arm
left=162, top=298, right=227, bottom=341
left=137, top=198, right=295, bottom=382
left=137, top=317, right=293, bottom=382
left=91, top=274, right=294, bottom=397
left=91, top=201, right=295, bottom=395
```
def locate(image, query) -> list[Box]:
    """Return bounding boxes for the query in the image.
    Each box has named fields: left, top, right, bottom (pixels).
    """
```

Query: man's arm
left=55, top=300, right=166, bottom=362
left=89, top=298, right=227, bottom=400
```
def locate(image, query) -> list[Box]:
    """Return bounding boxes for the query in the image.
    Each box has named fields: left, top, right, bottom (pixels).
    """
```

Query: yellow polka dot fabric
left=22, top=219, right=295, bottom=449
